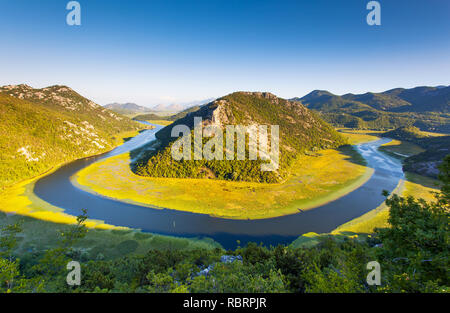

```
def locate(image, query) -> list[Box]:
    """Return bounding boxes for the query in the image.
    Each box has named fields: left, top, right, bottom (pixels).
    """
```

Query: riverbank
left=73, top=143, right=373, bottom=220
left=332, top=171, right=440, bottom=234
left=290, top=171, right=440, bottom=248
left=0, top=207, right=221, bottom=261
left=0, top=128, right=148, bottom=229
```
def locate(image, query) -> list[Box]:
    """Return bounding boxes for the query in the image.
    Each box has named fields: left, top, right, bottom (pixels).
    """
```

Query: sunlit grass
left=143, top=120, right=173, bottom=126
left=338, top=129, right=380, bottom=145
left=74, top=146, right=373, bottom=220
left=378, top=139, right=424, bottom=157
left=331, top=172, right=440, bottom=235
left=0, top=129, right=148, bottom=229
left=0, top=169, right=122, bottom=230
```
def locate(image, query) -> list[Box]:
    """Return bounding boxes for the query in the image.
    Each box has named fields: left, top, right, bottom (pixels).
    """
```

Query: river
left=33, top=123, right=404, bottom=249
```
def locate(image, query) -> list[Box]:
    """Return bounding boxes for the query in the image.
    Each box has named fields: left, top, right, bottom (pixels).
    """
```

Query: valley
left=0, top=84, right=446, bottom=294
left=1, top=0, right=448, bottom=295
left=73, top=144, right=372, bottom=220
left=0, top=86, right=445, bottom=249
left=0, top=85, right=147, bottom=190
left=25, top=126, right=401, bottom=249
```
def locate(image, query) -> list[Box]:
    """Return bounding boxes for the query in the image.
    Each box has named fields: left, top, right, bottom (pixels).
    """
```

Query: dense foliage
left=0, top=85, right=141, bottom=189
left=133, top=92, right=347, bottom=183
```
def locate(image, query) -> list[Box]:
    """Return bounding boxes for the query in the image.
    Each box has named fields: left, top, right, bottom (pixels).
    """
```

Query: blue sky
left=0, top=0, right=449, bottom=107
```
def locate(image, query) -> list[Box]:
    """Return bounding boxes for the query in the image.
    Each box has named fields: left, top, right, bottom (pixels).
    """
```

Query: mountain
left=293, top=85, right=450, bottom=132
left=341, top=92, right=411, bottom=111
left=152, top=103, right=184, bottom=112
left=0, top=84, right=142, bottom=189
left=132, top=91, right=346, bottom=183
left=104, top=102, right=153, bottom=115
left=133, top=105, right=201, bottom=122
left=382, top=86, right=450, bottom=113
left=165, top=105, right=201, bottom=121
left=151, top=98, right=216, bottom=113
left=381, top=126, right=450, bottom=178
left=298, top=86, right=449, bottom=113
left=292, top=91, right=372, bottom=112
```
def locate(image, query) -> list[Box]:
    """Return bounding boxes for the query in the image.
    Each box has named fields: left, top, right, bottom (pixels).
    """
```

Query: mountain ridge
left=292, top=85, right=450, bottom=132
left=104, top=102, right=154, bottom=115
left=296, top=85, right=449, bottom=113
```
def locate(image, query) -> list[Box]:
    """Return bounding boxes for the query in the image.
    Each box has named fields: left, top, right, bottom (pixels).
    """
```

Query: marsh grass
left=74, top=145, right=372, bottom=219
left=0, top=214, right=220, bottom=261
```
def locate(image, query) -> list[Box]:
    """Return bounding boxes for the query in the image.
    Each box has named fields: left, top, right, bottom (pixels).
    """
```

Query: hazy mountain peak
left=104, top=102, right=153, bottom=115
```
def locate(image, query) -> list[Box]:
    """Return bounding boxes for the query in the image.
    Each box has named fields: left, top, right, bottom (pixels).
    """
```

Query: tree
left=375, top=155, right=449, bottom=292
left=32, top=209, right=89, bottom=291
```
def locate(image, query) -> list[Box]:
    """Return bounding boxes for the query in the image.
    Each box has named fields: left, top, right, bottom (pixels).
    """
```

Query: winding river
left=33, top=123, right=404, bottom=249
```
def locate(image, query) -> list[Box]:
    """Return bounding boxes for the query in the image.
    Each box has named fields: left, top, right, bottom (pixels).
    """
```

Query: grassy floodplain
left=331, top=172, right=440, bottom=234
left=291, top=172, right=441, bottom=248
left=140, top=119, right=173, bottom=126
left=0, top=204, right=220, bottom=262
left=74, top=142, right=373, bottom=220
left=378, top=139, right=425, bottom=158
left=329, top=131, right=441, bottom=236
left=0, top=129, right=143, bottom=229
left=291, top=130, right=443, bottom=247
left=336, top=128, right=383, bottom=144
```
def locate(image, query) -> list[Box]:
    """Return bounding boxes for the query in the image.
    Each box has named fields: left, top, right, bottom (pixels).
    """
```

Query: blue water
left=33, top=124, right=404, bottom=249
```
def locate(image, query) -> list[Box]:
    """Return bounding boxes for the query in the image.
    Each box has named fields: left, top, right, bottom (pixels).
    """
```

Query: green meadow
left=74, top=143, right=372, bottom=220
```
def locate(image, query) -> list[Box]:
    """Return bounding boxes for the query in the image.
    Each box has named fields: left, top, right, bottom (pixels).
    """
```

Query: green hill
left=382, top=126, right=427, bottom=142
left=383, top=86, right=450, bottom=113
left=133, top=92, right=347, bottom=183
left=0, top=84, right=142, bottom=189
left=341, top=92, right=411, bottom=111
left=294, top=86, right=450, bottom=132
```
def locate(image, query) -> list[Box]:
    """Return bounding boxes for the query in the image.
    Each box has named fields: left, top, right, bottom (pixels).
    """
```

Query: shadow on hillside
left=404, top=171, right=442, bottom=189
left=122, top=136, right=134, bottom=143
left=128, top=141, right=160, bottom=174
left=126, top=142, right=369, bottom=179
left=337, top=144, right=367, bottom=166
left=290, top=231, right=374, bottom=249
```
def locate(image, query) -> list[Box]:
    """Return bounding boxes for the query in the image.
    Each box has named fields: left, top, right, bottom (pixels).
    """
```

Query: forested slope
left=133, top=92, right=347, bottom=183
left=0, top=84, right=142, bottom=189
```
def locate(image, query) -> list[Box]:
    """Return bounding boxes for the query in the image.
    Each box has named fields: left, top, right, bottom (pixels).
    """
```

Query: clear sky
left=0, top=0, right=449, bottom=107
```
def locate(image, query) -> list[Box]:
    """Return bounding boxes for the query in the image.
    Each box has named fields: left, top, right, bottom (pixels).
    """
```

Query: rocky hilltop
left=133, top=91, right=347, bottom=183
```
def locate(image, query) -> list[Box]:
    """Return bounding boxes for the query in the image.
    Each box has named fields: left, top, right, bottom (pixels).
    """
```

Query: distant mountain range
left=0, top=84, right=141, bottom=189
left=294, top=85, right=449, bottom=113
left=151, top=98, right=216, bottom=113
left=291, top=85, right=450, bottom=132
left=105, top=98, right=216, bottom=115
left=104, top=102, right=154, bottom=115
left=133, top=105, right=201, bottom=122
